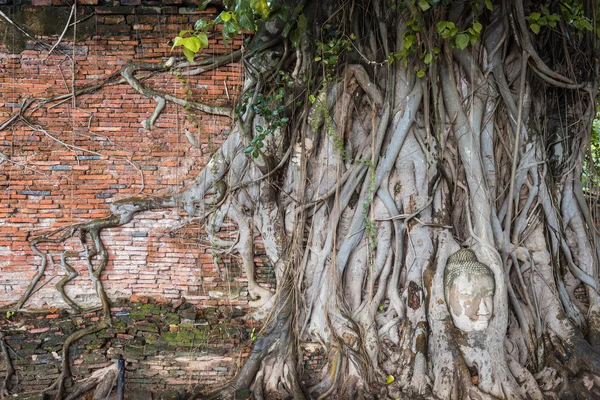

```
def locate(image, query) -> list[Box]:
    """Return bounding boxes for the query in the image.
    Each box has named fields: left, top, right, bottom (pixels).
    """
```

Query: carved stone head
left=444, top=249, right=495, bottom=332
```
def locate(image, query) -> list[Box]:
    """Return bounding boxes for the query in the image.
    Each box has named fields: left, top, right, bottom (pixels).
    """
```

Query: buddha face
left=446, top=272, right=494, bottom=332
left=444, top=249, right=495, bottom=332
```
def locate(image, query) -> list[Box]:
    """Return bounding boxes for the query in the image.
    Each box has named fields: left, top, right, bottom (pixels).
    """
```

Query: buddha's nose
left=477, top=299, right=490, bottom=316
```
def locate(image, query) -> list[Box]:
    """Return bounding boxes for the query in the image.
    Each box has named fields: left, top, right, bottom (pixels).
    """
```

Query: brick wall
left=0, top=299, right=253, bottom=396
left=0, top=1, right=276, bottom=311
left=0, top=3, right=321, bottom=395
left=0, top=0, right=281, bottom=394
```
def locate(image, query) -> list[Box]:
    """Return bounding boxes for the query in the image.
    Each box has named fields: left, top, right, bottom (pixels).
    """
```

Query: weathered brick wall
left=0, top=3, right=329, bottom=396
left=0, top=299, right=253, bottom=397
left=0, top=2, right=273, bottom=311
left=0, top=2, right=283, bottom=394
left=0, top=299, right=326, bottom=397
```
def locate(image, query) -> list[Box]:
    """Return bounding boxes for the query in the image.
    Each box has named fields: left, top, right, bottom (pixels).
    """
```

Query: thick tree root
left=64, top=362, right=118, bottom=400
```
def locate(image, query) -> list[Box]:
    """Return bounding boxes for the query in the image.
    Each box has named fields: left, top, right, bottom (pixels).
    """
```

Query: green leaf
left=181, top=36, right=203, bottom=53
left=172, top=36, right=184, bottom=50
left=436, top=21, right=448, bottom=32
left=195, top=19, right=208, bottom=30
left=196, top=32, right=208, bottom=49
left=282, top=22, right=292, bottom=37
left=297, top=13, right=307, bottom=30
left=418, top=0, right=430, bottom=11
left=485, top=0, right=493, bottom=11
left=252, top=149, right=259, bottom=158
left=386, top=375, right=395, bottom=384
left=183, top=47, right=195, bottom=62
left=530, top=23, right=540, bottom=34
left=220, top=11, right=232, bottom=22
left=581, top=19, right=593, bottom=31
left=424, top=53, right=433, bottom=65
left=250, top=0, right=271, bottom=18
left=530, top=12, right=541, bottom=21
left=179, top=30, right=194, bottom=37
left=308, top=94, right=316, bottom=104
left=223, top=20, right=239, bottom=34
left=256, top=142, right=264, bottom=149
left=198, top=0, right=210, bottom=11
left=455, top=33, right=469, bottom=50
left=239, top=12, right=256, bottom=32
left=244, top=146, right=254, bottom=154
left=416, top=70, right=425, bottom=78
left=290, top=14, right=307, bottom=47
left=473, top=21, right=482, bottom=33
left=541, top=5, right=550, bottom=15
left=404, top=34, right=415, bottom=49
left=290, top=28, right=302, bottom=47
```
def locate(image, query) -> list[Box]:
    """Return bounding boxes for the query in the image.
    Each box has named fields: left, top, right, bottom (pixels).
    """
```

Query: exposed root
left=64, top=362, right=119, bottom=400
left=45, top=318, right=111, bottom=399
left=0, top=332, right=14, bottom=399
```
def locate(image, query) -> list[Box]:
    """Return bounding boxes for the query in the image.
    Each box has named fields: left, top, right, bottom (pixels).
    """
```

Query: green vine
left=362, top=160, right=377, bottom=275
left=241, top=71, right=293, bottom=158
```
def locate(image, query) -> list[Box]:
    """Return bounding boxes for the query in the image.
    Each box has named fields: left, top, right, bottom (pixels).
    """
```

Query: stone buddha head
left=444, top=249, right=495, bottom=332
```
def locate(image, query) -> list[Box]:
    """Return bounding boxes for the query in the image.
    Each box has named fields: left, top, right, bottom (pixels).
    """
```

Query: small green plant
left=6, top=310, right=14, bottom=319
left=314, top=25, right=353, bottom=82
left=242, top=72, right=293, bottom=158
left=526, top=6, right=561, bottom=34
left=362, top=160, right=377, bottom=272
left=309, top=89, right=349, bottom=161
left=250, top=327, right=257, bottom=341
left=437, top=20, right=483, bottom=50
left=171, top=0, right=272, bottom=61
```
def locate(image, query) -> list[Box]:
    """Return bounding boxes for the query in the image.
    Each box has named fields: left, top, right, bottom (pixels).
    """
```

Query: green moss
left=123, top=344, right=145, bottom=358
left=160, top=326, right=209, bottom=347
left=136, top=324, right=159, bottom=333
left=163, top=312, right=181, bottom=326
left=144, top=334, right=160, bottom=345
left=82, top=353, right=105, bottom=363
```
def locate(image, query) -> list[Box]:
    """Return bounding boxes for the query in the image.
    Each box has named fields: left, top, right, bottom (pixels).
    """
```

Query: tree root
left=63, top=362, right=118, bottom=400
left=0, top=332, right=14, bottom=400
left=45, top=319, right=111, bottom=400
